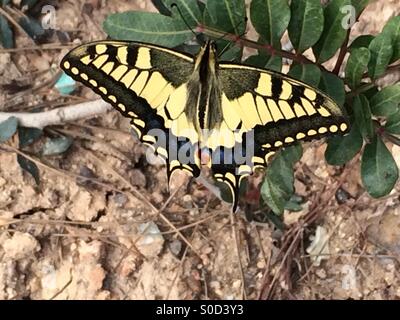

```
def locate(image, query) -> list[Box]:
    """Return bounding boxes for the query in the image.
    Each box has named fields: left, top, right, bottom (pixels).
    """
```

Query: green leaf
left=250, top=0, right=291, bottom=46
left=382, top=16, right=400, bottom=62
left=349, top=35, right=374, bottom=51
left=353, top=94, right=374, bottom=140
left=0, top=14, right=14, bottom=49
left=371, top=101, right=398, bottom=118
left=42, top=136, right=73, bottom=156
left=261, top=144, right=302, bottom=214
left=219, top=43, right=243, bottom=62
left=361, top=135, right=398, bottom=198
left=371, top=101, right=399, bottom=117
left=370, top=84, right=400, bottom=117
left=216, top=175, right=247, bottom=205
left=319, top=71, right=345, bottom=107
left=17, top=154, right=40, bottom=185
left=368, top=32, right=393, bottom=79
left=385, top=109, right=400, bottom=135
left=244, top=53, right=282, bottom=72
left=345, top=47, right=370, bottom=89
left=174, top=43, right=201, bottom=55
left=284, top=194, right=304, bottom=212
left=18, top=127, right=43, bottom=148
left=313, top=0, right=351, bottom=63
left=262, top=211, right=285, bottom=230
left=363, top=86, right=379, bottom=100
left=261, top=177, right=287, bottom=215
left=205, top=0, right=246, bottom=35
left=288, top=63, right=321, bottom=86
left=103, top=11, right=193, bottom=47
left=325, top=122, right=363, bottom=165
left=288, top=0, right=324, bottom=53
left=0, top=117, right=18, bottom=143
left=164, top=0, right=203, bottom=27
left=280, top=143, right=303, bottom=164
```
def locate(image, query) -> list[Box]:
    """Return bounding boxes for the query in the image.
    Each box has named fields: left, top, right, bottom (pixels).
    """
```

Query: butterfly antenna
left=217, top=17, right=248, bottom=58
left=170, top=3, right=198, bottom=40
left=215, top=17, right=248, bottom=43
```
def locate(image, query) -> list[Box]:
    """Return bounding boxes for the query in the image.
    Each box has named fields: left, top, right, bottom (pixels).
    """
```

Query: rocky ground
left=0, top=0, right=399, bottom=300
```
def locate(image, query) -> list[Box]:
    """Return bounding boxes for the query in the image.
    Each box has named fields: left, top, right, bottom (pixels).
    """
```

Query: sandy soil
left=0, top=0, right=400, bottom=300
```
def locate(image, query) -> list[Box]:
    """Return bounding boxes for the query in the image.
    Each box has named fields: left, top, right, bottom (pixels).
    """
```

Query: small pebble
left=169, top=240, right=182, bottom=256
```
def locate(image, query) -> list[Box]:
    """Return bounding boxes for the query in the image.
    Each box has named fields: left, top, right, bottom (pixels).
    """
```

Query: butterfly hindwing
left=61, top=40, right=201, bottom=179
left=208, top=63, right=349, bottom=209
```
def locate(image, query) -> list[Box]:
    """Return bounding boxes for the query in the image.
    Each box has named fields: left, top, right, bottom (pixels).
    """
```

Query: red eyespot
left=196, top=24, right=205, bottom=33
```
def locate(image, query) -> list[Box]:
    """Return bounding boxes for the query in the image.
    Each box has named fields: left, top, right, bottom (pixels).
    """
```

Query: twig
left=345, top=83, right=375, bottom=99
left=333, top=9, right=366, bottom=75
left=260, top=227, right=304, bottom=300
left=254, top=226, right=270, bottom=271
left=3, top=144, right=202, bottom=261
left=51, top=127, right=132, bottom=163
left=301, top=252, right=399, bottom=260
left=158, top=213, right=200, bottom=257
left=165, top=195, right=214, bottom=300
left=0, top=99, right=111, bottom=128
left=259, top=160, right=357, bottom=299
left=165, top=225, right=199, bottom=300
left=361, top=63, right=400, bottom=80
left=49, top=269, right=73, bottom=300
left=86, top=149, right=201, bottom=257
left=0, top=6, right=35, bottom=45
left=230, top=211, right=248, bottom=299
left=0, top=217, right=127, bottom=228
left=112, top=186, right=185, bottom=273
left=0, top=145, right=131, bottom=194
left=195, top=174, right=223, bottom=202
left=159, top=212, right=220, bottom=234
left=51, top=233, right=143, bottom=258
left=71, top=123, right=131, bottom=137
left=332, top=31, right=350, bottom=75
left=202, top=26, right=322, bottom=69
left=0, top=43, right=76, bottom=53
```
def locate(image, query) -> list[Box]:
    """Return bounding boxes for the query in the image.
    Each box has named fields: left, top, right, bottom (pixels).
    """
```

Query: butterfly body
left=61, top=40, right=349, bottom=211
left=184, top=40, right=222, bottom=134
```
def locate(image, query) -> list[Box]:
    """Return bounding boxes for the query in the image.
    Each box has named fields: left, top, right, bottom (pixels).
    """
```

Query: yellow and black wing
left=211, top=63, right=349, bottom=210
left=61, top=40, right=349, bottom=212
left=61, top=40, right=201, bottom=181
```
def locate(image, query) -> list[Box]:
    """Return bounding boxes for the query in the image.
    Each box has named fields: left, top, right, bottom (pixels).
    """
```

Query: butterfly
left=61, top=39, right=349, bottom=212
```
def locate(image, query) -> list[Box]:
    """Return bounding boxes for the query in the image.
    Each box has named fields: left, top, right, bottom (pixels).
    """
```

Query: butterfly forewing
left=61, top=40, right=201, bottom=179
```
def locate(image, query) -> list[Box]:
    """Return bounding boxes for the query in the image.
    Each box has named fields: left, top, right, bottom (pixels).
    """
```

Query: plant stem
left=332, top=9, right=366, bottom=75
left=333, top=31, right=350, bottom=75
left=346, top=83, right=375, bottom=100
left=201, top=26, right=326, bottom=71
